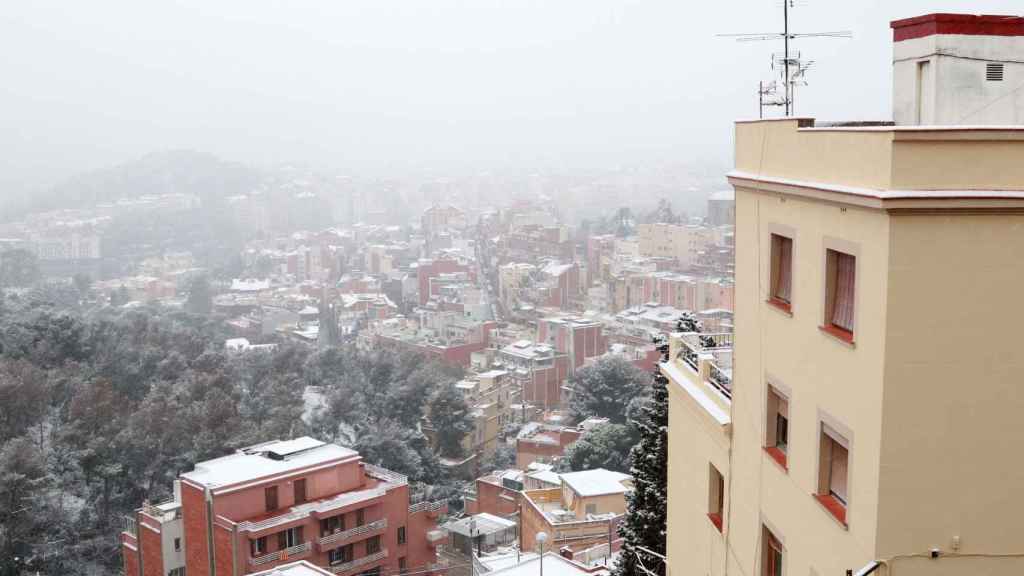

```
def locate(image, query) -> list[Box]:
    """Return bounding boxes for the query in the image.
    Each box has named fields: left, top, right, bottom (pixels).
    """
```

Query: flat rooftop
left=731, top=118, right=1024, bottom=209
left=560, top=469, right=632, bottom=497
left=181, top=437, right=359, bottom=491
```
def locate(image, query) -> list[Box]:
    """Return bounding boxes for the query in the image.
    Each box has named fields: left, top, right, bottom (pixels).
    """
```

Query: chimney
left=890, top=13, right=1024, bottom=126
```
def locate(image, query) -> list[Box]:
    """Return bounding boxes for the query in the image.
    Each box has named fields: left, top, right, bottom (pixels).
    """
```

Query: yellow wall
left=875, top=213, right=1024, bottom=574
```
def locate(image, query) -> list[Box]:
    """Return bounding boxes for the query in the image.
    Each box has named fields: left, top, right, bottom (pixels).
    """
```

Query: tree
left=613, top=368, right=669, bottom=576
left=185, top=275, right=213, bottom=315
left=428, top=383, right=472, bottom=459
left=569, top=356, right=650, bottom=424
left=644, top=198, right=679, bottom=225
left=0, top=249, right=40, bottom=288
left=72, top=273, right=92, bottom=298
left=559, top=423, right=636, bottom=473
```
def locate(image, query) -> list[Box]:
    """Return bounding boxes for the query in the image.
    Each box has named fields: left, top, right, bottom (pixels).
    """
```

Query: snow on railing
left=328, top=549, right=388, bottom=574
left=409, top=500, right=445, bottom=514
left=364, top=464, right=408, bottom=485
left=677, top=332, right=733, bottom=399
left=318, top=518, right=388, bottom=548
left=238, top=487, right=387, bottom=533
left=122, top=516, right=138, bottom=537
left=249, top=541, right=312, bottom=566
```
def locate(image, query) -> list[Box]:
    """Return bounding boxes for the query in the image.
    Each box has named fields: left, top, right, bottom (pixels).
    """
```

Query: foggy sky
left=2, top=0, right=1022, bottom=189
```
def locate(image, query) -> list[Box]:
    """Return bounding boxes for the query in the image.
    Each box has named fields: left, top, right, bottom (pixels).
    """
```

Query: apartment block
left=519, top=469, right=630, bottom=553
left=536, top=316, right=606, bottom=375
left=665, top=14, right=1024, bottom=576
left=121, top=438, right=446, bottom=576
left=498, top=340, right=570, bottom=410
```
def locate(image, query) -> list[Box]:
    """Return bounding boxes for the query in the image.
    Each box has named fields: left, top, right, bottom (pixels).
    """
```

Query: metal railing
left=238, top=486, right=387, bottom=533
left=677, top=332, right=733, bottom=399
left=250, top=541, right=312, bottom=566
left=318, top=518, right=387, bottom=548
left=122, top=516, right=138, bottom=538
left=365, top=464, right=408, bottom=486
left=329, top=549, right=389, bottom=574
left=409, top=500, right=445, bottom=514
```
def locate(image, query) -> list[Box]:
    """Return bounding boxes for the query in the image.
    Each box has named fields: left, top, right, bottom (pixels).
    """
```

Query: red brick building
left=498, top=341, right=569, bottom=410
left=536, top=317, right=606, bottom=375
left=416, top=258, right=475, bottom=305
left=515, top=424, right=583, bottom=469
left=121, top=438, right=445, bottom=576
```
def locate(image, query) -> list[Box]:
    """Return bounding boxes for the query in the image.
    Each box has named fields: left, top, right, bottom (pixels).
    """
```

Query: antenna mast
left=719, top=1, right=851, bottom=117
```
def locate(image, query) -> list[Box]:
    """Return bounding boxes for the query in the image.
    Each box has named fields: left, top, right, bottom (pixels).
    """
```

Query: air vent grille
left=987, top=62, right=1004, bottom=82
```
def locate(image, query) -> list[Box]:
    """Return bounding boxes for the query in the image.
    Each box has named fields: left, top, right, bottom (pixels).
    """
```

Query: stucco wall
left=875, top=213, right=1024, bottom=574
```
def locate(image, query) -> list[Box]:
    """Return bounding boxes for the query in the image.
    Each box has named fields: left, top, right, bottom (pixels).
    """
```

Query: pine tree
left=613, top=343, right=668, bottom=576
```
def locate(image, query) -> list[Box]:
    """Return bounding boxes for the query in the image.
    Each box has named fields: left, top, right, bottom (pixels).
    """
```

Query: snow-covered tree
left=559, top=423, right=637, bottom=474
left=428, top=382, right=473, bottom=459
left=569, top=356, right=650, bottom=424
left=614, top=362, right=669, bottom=576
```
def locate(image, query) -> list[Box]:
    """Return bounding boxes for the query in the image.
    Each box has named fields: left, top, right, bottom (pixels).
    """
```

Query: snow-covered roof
left=525, top=469, right=561, bottom=487
left=446, top=512, right=518, bottom=537
left=484, top=553, right=610, bottom=576
left=231, top=278, right=271, bottom=292
left=181, top=437, right=358, bottom=491
left=250, top=560, right=334, bottom=576
left=560, top=469, right=632, bottom=497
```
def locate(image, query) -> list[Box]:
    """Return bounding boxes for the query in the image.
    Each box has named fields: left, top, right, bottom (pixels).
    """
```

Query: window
left=764, top=387, right=789, bottom=470
left=356, top=508, right=365, bottom=527
left=399, top=557, right=408, bottom=575
left=769, top=234, right=793, bottom=311
left=265, top=485, right=278, bottom=512
left=816, top=424, right=850, bottom=526
left=762, top=527, right=784, bottom=576
left=823, top=249, right=856, bottom=342
left=322, top=514, right=345, bottom=536
left=330, top=544, right=354, bottom=565
left=278, top=526, right=304, bottom=550
left=169, top=569, right=186, bottom=576
left=707, top=464, right=724, bottom=532
left=987, top=62, right=1005, bottom=81
left=397, top=526, right=407, bottom=545
left=294, top=478, right=307, bottom=504
left=174, top=537, right=181, bottom=552
left=251, top=536, right=267, bottom=556
left=366, top=535, right=382, bottom=555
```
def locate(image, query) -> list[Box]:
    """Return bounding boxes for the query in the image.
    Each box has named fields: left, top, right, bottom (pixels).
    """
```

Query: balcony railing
left=364, top=464, right=408, bottom=486
left=409, top=500, right=445, bottom=514
left=318, top=518, right=387, bottom=549
left=249, top=541, right=313, bottom=567
left=122, top=516, right=138, bottom=538
left=238, top=487, right=388, bottom=533
left=676, top=332, right=733, bottom=399
left=329, top=549, right=389, bottom=574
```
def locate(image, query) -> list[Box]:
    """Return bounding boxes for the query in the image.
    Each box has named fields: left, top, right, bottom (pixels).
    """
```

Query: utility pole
left=783, top=0, right=789, bottom=115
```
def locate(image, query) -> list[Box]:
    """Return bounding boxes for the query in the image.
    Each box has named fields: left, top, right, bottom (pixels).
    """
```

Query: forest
left=0, top=291, right=471, bottom=576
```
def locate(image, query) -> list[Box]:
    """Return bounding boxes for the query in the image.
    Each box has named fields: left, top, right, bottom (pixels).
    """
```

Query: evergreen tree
left=613, top=357, right=669, bottom=576
left=428, top=383, right=472, bottom=459
left=569, top=356, right=649, bottom=424
left=185, top=275, right=213, bottom=315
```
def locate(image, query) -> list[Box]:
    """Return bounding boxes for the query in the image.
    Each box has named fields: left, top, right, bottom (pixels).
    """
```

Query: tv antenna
left=719, top=0, right=850, bottom=117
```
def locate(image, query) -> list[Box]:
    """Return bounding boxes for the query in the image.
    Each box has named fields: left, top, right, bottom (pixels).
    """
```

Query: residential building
left=498, top=341, right=569, bottom=410
left=536, top=316, right=606, bottom=375
left=665, top=14, right=1024, bottom=576
left=637, top=223, right=711, bottom=270
left=121, top=438, right=446, bottom=576
left=515, top=423, right=581, bottom=470
left=519, top=469, right=630, bottom=553
left=706, top=190, right=735, bottom=227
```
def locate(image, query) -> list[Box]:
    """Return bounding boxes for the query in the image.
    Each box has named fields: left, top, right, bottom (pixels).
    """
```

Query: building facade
left=665, top=14, right=1024, bottom=576
left=121, top=438, right=445, bottom=576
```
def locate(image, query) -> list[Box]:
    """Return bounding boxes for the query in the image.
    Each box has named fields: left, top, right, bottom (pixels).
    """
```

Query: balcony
left=249, top=541, right=313, bottom=567
left=328, top=549, right=389, bottom=575
left=676, top=332, right=733, bottom=399
left=317, top=518, right=388, bottom=552
left=409, top=500, right=446, bottom=518
left=661, top=332, right=732, bottom=432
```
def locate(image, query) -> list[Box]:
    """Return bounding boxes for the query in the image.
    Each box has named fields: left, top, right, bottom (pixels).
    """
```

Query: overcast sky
left=1, top=0, right=1022, bottom=187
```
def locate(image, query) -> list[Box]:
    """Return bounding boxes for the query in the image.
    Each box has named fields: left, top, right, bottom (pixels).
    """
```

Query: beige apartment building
left=637, top=223, right=710, bottom=271
left=665, top=13, right=1024, bottom=576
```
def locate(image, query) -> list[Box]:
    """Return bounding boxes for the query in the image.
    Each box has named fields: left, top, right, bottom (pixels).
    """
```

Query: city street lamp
left=536, top=532, right=549, bottom=576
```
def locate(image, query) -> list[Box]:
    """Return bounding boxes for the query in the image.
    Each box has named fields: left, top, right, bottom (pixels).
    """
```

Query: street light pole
left=536, top=532, right=549, bottom=576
